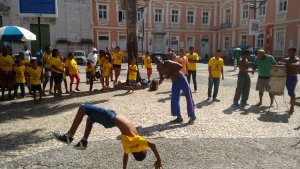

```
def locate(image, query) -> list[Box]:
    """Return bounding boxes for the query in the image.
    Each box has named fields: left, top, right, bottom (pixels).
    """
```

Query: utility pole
left=243, top=0, right=266, bottom=51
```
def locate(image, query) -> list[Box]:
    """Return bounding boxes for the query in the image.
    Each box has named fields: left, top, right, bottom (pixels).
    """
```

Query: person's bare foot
left=289, top=108, right=294, bottom=115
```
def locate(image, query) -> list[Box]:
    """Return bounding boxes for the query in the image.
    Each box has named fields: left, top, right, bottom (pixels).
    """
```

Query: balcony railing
left=220, top=22, right=232, bottom=29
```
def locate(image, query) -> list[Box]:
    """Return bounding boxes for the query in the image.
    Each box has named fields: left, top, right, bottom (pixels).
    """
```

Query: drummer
left=252, top=49, right=276, bottom=107
left=283, top=48, right=299, bottom=114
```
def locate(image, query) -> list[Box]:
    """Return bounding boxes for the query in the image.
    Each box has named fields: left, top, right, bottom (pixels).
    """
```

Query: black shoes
left=170, top=117, right=183, bottom=123
left=53, top=131, right=73, bottom=145
left=74, top=139, right=88, bottom=150
left=188, top=117, right=196, bottom=125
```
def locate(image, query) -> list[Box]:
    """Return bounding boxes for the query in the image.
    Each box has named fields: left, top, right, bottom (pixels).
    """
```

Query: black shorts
left=113, top=64, right=121, bottom=69
left=52, top=72, right=63, bottom=84
left=31, top=84, right=42, bottom=92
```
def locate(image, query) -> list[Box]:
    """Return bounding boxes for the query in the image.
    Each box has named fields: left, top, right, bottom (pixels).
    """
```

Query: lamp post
left=243, top=0, right=266, bottom=51
left=137, top=0, right=149, bottom=68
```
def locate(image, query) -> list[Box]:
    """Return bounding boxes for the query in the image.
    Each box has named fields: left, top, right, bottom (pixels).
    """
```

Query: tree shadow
left=195, top=99, right=214, bottom=109
left=257, top=113, right=291, bottom=123
left=239, top=105, right=271, bottom=115
left=136, top=122, right=188, bottom=137
left=0, top=129, right=51, bottom=152
left=0, top=99, right=109, bottom=123
left=158, top=97, right=171, bottom=103
left=113, top=92, right=130, bottom=97
left=156, top=91, right=171, bottom=95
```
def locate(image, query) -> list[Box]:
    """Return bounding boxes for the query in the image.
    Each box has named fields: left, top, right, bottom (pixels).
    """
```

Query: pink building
left=92, top=0, right=300, bottom=58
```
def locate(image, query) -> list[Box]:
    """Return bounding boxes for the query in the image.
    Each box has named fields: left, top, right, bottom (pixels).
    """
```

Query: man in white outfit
left=87, top=48, right=98, bottom=66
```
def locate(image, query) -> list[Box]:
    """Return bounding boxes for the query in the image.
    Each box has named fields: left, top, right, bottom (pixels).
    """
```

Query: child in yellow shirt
left=85, top=62, right=95, bottom=92
left=102, top=56, right=112, bottom=91
left=13, top=59, right=26, bottom=99
left=27, top=58, right=43, bottom=103
left=127, top=59, right=138, bottom=93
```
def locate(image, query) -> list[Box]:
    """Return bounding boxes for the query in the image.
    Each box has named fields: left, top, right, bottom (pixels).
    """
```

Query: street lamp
left=138, top=0, right=150, bottom=54
left=243, top=0, right=267, bottom=51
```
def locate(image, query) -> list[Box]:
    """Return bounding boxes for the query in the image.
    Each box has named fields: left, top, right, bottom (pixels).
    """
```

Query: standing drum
left=269, top=65, right=286, bottom=95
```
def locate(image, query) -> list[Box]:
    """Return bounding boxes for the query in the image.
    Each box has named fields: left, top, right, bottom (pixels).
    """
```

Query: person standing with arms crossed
left=112, top=46, right=124, bottom=85
left=207, top=49, right=224, bottom=101
left=186, top=46, right=199, bottom=92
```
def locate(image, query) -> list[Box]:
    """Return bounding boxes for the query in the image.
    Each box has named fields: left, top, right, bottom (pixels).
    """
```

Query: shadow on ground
left=137, top=122, right=188, bottom=137
left=0, top=95, right=109, bottom=123
left=0, top=129, right=51, bottom=152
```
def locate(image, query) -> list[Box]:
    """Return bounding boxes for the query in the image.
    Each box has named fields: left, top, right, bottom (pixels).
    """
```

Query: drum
left=269, top=65, right=286, bottom=95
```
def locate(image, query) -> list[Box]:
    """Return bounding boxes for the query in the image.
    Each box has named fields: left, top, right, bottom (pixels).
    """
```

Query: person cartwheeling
left=53, top=103, right=162, bottom=169
left=156, top=57, right=196, bottom=125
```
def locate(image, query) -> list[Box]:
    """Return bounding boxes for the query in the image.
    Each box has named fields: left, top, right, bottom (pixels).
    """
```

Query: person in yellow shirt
left=143, top=52, right=152, bottom=81
left=42, top=46, right=54, bottom=95
left=65, top=53, right=80, bottom=92
left=85, top=62, right=96, bottom=92
left=0, top=48, right=15, bottom=100
left=96, top=50, right=107, bottom=89
left=102, top=56, right=112, bottom=91
left=19, top=52, right=31, bottom=94
left=208, top=49, right=224, bottom=101
left=186, top=46, right=199, bottom=92
left=27, top=58, right=43, bottom=103
left=112, top=46, right=124, bottom=85
left=50, top=49, right=64, bottom=97
left=128, top=59, right=138, bottom=93
left=53, top=103, right=162, bottom=169
left=13, top=59, right=26, bottom=99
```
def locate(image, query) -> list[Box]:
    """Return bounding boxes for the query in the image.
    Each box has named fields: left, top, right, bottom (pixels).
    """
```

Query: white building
left=0, top=0, right=94, bottom=57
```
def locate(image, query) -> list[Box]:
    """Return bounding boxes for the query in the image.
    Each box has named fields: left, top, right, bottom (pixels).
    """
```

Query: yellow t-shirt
left=102, top=62, right=112, bottom=77
left=129, top=65, right=138, bottom=81
left=112, top=51, right=124, bottom=65
left=0, top=55, right=15, bottom=71
left=186, top=53, right=199, bottom=71
left=120, top=135, right=149, bottom=155
left=50, top=57, right=64, bottom=73
left=43, top=54, right=52, bottom=69
left=97, top=56, right=106, bottom=66
left=65, top=59, right=78, bottom=75
left=143, top=56, right=152, bottom=68
left=14, top=65, right=26, bottom=83
left=208, top=57, right=224, bottom=78
left=27, top=66, right=42, bottom=85
left=21, top=59, right=30, bottom=68
left=85, top=66, right=96, bottom=76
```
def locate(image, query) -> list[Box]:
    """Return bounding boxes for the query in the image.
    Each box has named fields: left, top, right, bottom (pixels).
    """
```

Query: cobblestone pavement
left=0, top=64, right=300, bottom=169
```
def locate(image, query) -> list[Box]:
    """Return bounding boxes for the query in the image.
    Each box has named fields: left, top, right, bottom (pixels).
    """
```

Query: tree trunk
left=126, top=0, right=142, bottom=83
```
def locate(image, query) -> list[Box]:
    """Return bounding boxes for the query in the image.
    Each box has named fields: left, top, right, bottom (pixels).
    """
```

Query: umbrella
left=0, top=26, right=36, bottom=42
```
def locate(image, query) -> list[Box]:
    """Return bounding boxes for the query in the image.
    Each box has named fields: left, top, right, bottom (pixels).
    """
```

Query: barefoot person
left=283, top=48, right=300, bottom=114
left=253, top=49, right=276, bottom=107
left=53, top=103, right=162, bottom=169
left=128, top=59, right=138, bottom=93
left=156, top=57, right=196, bottom=125
left=27, top=58, right=42, bottom=103
left=42, top=46, right=53, bottom=95
left=143, top=52, right=152, bottom=81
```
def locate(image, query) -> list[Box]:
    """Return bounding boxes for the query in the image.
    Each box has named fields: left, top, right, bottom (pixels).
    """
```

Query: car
left=73, top=50, right=87, bottom=65
left=150, top=53, right=171, bottom=62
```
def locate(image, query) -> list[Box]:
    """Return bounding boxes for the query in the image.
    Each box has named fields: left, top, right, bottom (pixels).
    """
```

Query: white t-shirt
left=87, top=52, right=97, bottom=66
left=23, top=50, right=31, bottom=61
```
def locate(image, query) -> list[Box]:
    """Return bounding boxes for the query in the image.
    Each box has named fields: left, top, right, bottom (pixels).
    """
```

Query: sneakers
left=170, top=117, right=183, bottom=123
left=188, top=117, right=196, bottom=125
left=53, top=131, right=73, bottom=145
left=74, top=139, right=88, bottom=150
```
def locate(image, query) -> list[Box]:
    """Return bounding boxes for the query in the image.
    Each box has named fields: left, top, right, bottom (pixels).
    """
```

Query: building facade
left=93, top=0, right=300, bottom=58
left=0, top=0, right=93, bottom=57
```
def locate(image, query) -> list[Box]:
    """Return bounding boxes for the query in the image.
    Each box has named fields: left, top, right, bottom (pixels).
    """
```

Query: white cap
left=92, top=48, right=97, bottom=52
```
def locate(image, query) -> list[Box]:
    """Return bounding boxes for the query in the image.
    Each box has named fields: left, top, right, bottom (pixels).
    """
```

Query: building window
left=119, top=35, right=127, bottom=51
left=155, top=9, right=162, bottom=23
left=241, top=35, right=247, bottom=46
left=171, top=10, right=179, bottom=24
left=225, top=9, right=231, bottom=23
left=186, top=37, right=194, bottom=50
left=257, top=33, right=264, bottom=48
left=137, top=10, right=142, bottom=21
left=187, top=11, right=194, bottom=24
left=99, top=5, right=108, bottom=21
left=278, top=0, right=288, bottom=12
left=202, top=12, right=209, bottom=25
left=258, top=3, right=266, bottom=16
left=274, top=29, right=285, bottom=51
left=118, top=11, right=126, bottom=22
left=224, top=36, right=230, bottom=49
left=242, top=5, right=248, bottom=19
